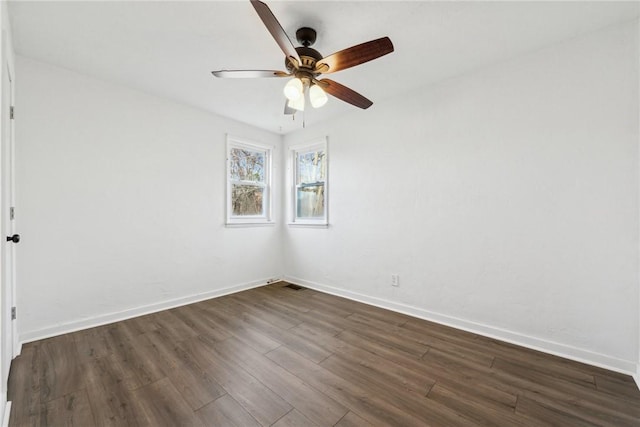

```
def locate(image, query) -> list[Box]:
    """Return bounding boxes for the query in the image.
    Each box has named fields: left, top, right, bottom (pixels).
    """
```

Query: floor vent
left=284, top=284, right=305, bottom=290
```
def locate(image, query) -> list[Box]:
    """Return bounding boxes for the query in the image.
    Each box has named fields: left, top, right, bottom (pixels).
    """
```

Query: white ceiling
left=8, top=1, right=639, bottom=134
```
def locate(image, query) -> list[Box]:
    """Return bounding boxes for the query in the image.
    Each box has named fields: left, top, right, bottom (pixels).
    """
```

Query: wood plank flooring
left=8, top=282, right=640, bottom=426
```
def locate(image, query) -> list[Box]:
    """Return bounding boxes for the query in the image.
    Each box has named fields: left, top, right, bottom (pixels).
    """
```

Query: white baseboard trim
left=285, top=275, right=637, bottom=376
left=2, top=399, right=10, bottom=427
left=633, top=365, right=640, bottom=391
left=13, top=342, right=21, bottom=359
left=20, top=277, right=282, bottom=345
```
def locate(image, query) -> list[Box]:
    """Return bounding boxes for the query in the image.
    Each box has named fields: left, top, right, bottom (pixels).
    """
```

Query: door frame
left=6, top=58, right=16, bottom=359
left=0, top=28, right=16, bottom=404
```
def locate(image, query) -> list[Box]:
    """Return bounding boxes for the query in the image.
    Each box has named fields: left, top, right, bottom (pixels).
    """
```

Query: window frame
left=289, top=137, right=329, bottom=227
left=226, top=135, right=274, bottom=226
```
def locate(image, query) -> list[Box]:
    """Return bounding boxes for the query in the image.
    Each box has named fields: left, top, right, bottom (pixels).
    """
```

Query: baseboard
left=284, top=275, right=637, bottom=376
left=1, top=399, right=10, bottom=427
left=634, top=365, right=640, bottom=391
left=20, top=277, right=282, bottom=345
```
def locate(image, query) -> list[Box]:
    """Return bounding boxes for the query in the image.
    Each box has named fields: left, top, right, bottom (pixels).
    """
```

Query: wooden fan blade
left=315, top=37, right=394, bottom=74
left=319, top=79, right=373, bottom=109
left=212, top=70, right=289, bottom=78
left=250, top=0, right=301, bottom=65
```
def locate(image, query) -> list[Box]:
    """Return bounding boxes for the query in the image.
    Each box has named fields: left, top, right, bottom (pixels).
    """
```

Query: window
left=290, top=138, right=328, bottom=226
left=226, top=136, right=273, bottom=226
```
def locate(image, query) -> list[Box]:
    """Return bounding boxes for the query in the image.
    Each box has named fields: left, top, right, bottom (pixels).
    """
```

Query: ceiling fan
left=212, top=0, right=394, bottom=114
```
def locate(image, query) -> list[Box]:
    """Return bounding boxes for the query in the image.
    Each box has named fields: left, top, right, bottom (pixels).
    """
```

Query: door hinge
left=9, top=106, right=14, bottom=120
left=11, top=307, right=16, bottom=320
left=10, top=207, right=14, bottom=220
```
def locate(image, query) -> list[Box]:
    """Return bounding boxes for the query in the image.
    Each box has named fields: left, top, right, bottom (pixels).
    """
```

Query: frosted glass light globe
left=287, top=94, right=305, bottom=111
left=309, top=84, right=328, bottom=108
left=283, top=78, right=303, bottom=101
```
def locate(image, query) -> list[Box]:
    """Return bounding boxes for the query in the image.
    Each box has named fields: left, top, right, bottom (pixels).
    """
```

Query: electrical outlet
left=391, top=274, right=400, bottom=287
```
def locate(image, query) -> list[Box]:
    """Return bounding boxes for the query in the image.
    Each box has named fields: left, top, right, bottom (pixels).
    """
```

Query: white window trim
left=226, top=135, right=274, bottom=226
left=288, top=137, right=329, bottom=227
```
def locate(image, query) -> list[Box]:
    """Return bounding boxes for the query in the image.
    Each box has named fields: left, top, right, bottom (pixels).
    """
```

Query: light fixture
left=287, top=92, right=305, bottom=111
left=283, top=78, right=303, bottom=101
left=309, top=84, right=328, bottom=108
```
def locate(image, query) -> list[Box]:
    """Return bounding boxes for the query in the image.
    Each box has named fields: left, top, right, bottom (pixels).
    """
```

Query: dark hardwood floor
left=8, top=282, right=640, bottom=426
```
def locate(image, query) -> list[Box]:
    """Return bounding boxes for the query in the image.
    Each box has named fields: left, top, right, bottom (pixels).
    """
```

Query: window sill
left=225, top=222, right=276, bottom=228
left=287, top=222, right=329, bottom=229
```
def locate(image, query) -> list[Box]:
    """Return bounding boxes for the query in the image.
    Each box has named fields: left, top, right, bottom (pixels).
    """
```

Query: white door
left=1, top=58, right=15, bottom=393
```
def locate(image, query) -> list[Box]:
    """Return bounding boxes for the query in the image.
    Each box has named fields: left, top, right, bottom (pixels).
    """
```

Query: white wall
left=284, top=21, right=639, bottom=373
left=15, top=56, right=284, bottom=341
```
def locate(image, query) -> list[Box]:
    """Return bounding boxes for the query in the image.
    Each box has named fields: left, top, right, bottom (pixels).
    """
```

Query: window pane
left=297, top=184, right=324, bottom=218
left=230, top=148, right=265, bottom=182
left=231, top=184, right=264, bottom=216
left=297, top=150, right=326, bottom=184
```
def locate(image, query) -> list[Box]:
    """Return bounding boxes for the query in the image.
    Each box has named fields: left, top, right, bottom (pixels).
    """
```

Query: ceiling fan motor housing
left=285, top=27, right=323, bottom=77
left=286, top=46, right=323, bottom=72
